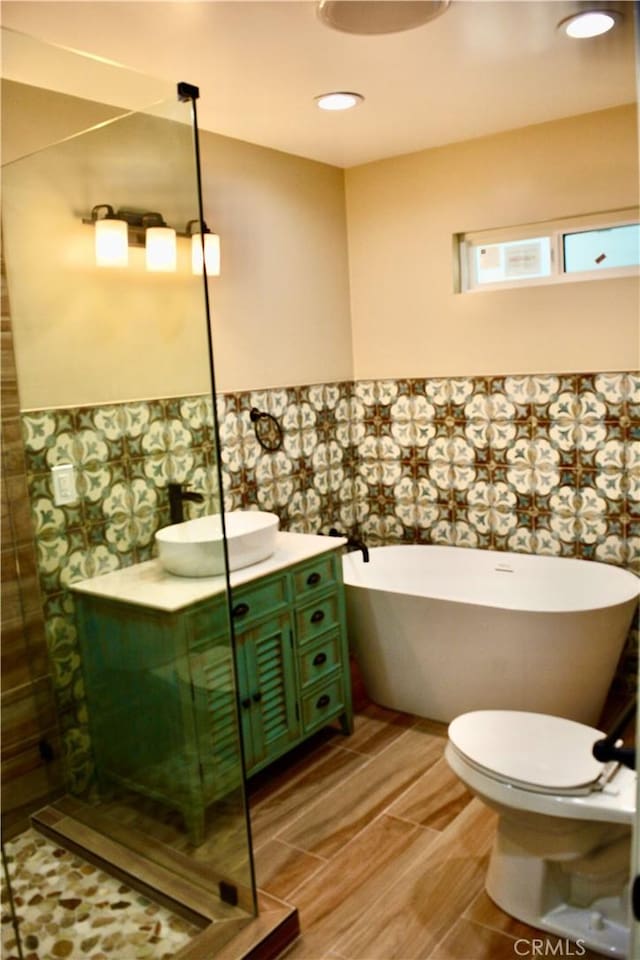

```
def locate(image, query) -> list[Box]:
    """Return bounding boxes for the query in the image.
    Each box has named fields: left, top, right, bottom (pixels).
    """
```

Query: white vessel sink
left=155, top=510, right=279, bottom=578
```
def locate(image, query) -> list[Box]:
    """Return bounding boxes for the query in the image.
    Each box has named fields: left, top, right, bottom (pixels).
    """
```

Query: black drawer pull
left=252, top=691, right=262, bottom=703
left=313, top=652, right=327, bottom=666
left=316, top=694, right=331, bottom=709
left=310, top=609, right=325, bottom=624
left=241, top=697, right=251, bottom=709
left=306, top=572, right=322, bottom=586
left=232, top=602, right=250, bottom=619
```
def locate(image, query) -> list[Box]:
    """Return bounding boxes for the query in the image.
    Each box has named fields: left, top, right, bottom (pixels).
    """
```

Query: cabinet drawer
left=231, top=575, right=289, bottom=630
left=186, top=599, right=230, bottom=650
left=292, top=553, right=338, bottom=600
left=295, top=593, right=340, bottom=646
left=301, top=675, right=345, bottom=733
left=298, top=633, right=342, bottom=690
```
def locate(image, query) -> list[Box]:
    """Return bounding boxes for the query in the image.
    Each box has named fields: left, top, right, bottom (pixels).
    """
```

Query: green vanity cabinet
left=74, top=543, right=352, bottom=844
left=75, top=593, right=244, bottom=845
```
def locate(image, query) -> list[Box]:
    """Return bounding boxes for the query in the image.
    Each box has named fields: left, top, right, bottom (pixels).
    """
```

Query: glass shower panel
left=1, top=28, right=255, bottom=937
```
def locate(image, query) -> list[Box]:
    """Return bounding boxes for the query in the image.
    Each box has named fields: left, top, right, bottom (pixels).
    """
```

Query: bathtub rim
left=341, top=544, right=639, bottom=616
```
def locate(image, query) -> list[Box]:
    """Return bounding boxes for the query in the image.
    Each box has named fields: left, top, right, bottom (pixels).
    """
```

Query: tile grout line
left=270, top=727, right=447, bottom=859
left=249, top=740, right=359, bottom=816
left=275, top=838, right=330, bottom=862
left=280, top=807, right=424, bottom=905
left=382, top=811, right=438, bottom=833
left=264, top=754, right=377, bottom=846
left=283, top=809, right=447, bottom=957
left=461, top=888, right=527, bottom=946
left=328, top=802, right=497, bottom=959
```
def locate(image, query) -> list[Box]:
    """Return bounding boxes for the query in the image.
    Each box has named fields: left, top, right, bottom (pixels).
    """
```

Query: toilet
left=445, top=710, right=636, bottom=958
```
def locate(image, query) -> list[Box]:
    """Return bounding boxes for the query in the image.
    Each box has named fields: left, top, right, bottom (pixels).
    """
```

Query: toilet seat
left=448, top=710, right=608, bottom=796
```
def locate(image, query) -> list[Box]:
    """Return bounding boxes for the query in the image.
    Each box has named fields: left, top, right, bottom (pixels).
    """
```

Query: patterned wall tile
left=19, top=370, right=640, bottom=788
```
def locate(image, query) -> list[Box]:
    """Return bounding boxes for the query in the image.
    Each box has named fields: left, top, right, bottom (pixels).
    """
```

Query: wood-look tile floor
left=248, top=703, right=605, bottom=960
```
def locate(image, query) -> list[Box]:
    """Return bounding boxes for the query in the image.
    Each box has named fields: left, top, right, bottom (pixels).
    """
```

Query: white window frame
left=457, top=208, right=639, bottom=293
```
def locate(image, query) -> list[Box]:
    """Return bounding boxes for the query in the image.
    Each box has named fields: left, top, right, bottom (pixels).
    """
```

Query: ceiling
left=1, top=0, right=636, bottom=168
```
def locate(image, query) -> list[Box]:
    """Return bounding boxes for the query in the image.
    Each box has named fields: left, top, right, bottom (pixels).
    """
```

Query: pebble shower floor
left=1, top=829, right=199, bottom=959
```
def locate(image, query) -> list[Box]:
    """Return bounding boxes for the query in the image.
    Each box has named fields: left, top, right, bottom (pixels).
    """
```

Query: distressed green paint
left=74, top=549, right=352, bottom=842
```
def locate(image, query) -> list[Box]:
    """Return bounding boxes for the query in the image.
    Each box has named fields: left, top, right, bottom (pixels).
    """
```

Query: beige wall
left=3, top=83, right=352, bottom=408
left=198, top=131, right=352, bottom=394
left=345, top=105, right=640, bottom=380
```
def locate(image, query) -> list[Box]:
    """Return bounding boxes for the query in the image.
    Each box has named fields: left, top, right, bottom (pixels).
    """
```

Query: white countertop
left=70, top=531, right=346, bottom=613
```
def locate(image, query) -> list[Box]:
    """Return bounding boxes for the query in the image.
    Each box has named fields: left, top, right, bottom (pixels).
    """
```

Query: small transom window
left=457, top=210, right=639, bottom=292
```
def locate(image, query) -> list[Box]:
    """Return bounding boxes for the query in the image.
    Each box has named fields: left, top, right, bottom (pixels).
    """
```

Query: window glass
left=474, top=236, right=552, bottom=286
left=563, top=223, right=640, bottom=273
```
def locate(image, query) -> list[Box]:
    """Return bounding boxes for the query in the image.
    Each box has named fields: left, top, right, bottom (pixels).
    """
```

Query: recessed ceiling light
left=559, top=10, right=619, bottom=38
left=315, top=92, right=364, bottom=111
left=317, top=0, right=450, bottom=36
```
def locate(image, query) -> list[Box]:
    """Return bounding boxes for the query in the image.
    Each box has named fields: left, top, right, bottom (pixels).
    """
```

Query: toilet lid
left=448, top=711, right=607, bottom=792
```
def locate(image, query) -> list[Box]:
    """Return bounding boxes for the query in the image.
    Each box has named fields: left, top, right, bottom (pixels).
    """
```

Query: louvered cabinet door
left=189, top=645, right=244, bottom=803
left=238, top=613, right=300, bottom=774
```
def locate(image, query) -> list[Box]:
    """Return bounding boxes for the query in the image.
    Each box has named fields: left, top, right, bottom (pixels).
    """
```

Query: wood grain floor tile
left=249, top=745, right=371, bottom=848
left=428, top=918, right=520, bottom=959
left=279, top=726, right=444, bottom=858
left=336, top=799, right=497, bottom=960
left=464, top=890, right=540, bottom=941
left=253, top=839, right=326, bottom=901
left=258, top=890, right=293, bottom=913
left=415, top=717, right=449, bottom=739
left=283, top=938, right=339, bottom=960
left=388, top=757, right=473, bottom=831
left=341, top=703, right=417, bottom=756
left=282, top=814, right=438, bottom=957
left=249, top=733, right=341, bottom=807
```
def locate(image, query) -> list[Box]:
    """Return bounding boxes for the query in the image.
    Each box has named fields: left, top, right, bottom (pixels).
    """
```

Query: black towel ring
left=250, top=407, right=283, bottom=452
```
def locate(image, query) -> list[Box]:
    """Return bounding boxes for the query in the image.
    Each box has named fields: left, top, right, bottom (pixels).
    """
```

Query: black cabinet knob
left=306, top=572, right=321, bottom=586
left=233, top=602, right=250, bottom=619
left=252, top=691, right=263, bottom=703
left=241, top=697, right=251, bottom=709
left=311, top=609, right=325, bottom=624
left=316, top=694, right=331, bottom=709
left=313, top=652, right=327, bottom=666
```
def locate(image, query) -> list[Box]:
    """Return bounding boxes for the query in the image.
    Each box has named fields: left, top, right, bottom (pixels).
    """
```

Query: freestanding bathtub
left=342, top=546, right=639, bottom=726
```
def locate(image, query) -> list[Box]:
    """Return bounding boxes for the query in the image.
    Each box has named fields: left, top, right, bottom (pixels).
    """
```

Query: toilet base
left=537, top=901, right=628, bottom=957
left=486, top=819, right=631, bottom=958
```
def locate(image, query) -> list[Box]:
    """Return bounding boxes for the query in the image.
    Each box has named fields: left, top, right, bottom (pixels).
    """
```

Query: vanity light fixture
left=559, top=9, right=619, bottom=38
left=187, top=220, right=221, bottom=276
left=84, top=206, right=221, bottom=275
left=315, top=91, right=364, bottom=111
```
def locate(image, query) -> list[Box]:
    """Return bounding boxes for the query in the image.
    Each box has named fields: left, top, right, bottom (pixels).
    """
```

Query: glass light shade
left=145, top=226, right=177, bottom=272
left=95, top=218, right=128, bottom=267
left=191, top=232, right=221, bottom=276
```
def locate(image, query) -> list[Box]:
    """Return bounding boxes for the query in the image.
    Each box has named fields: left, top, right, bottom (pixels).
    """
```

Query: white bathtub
left=342, top=546, right=639, bottom=725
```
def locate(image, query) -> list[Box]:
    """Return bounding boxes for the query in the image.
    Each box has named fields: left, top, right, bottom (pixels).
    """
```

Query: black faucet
left=167, top=482, right=205, bottom=524
left=328, top=527, right=370, bottom=563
